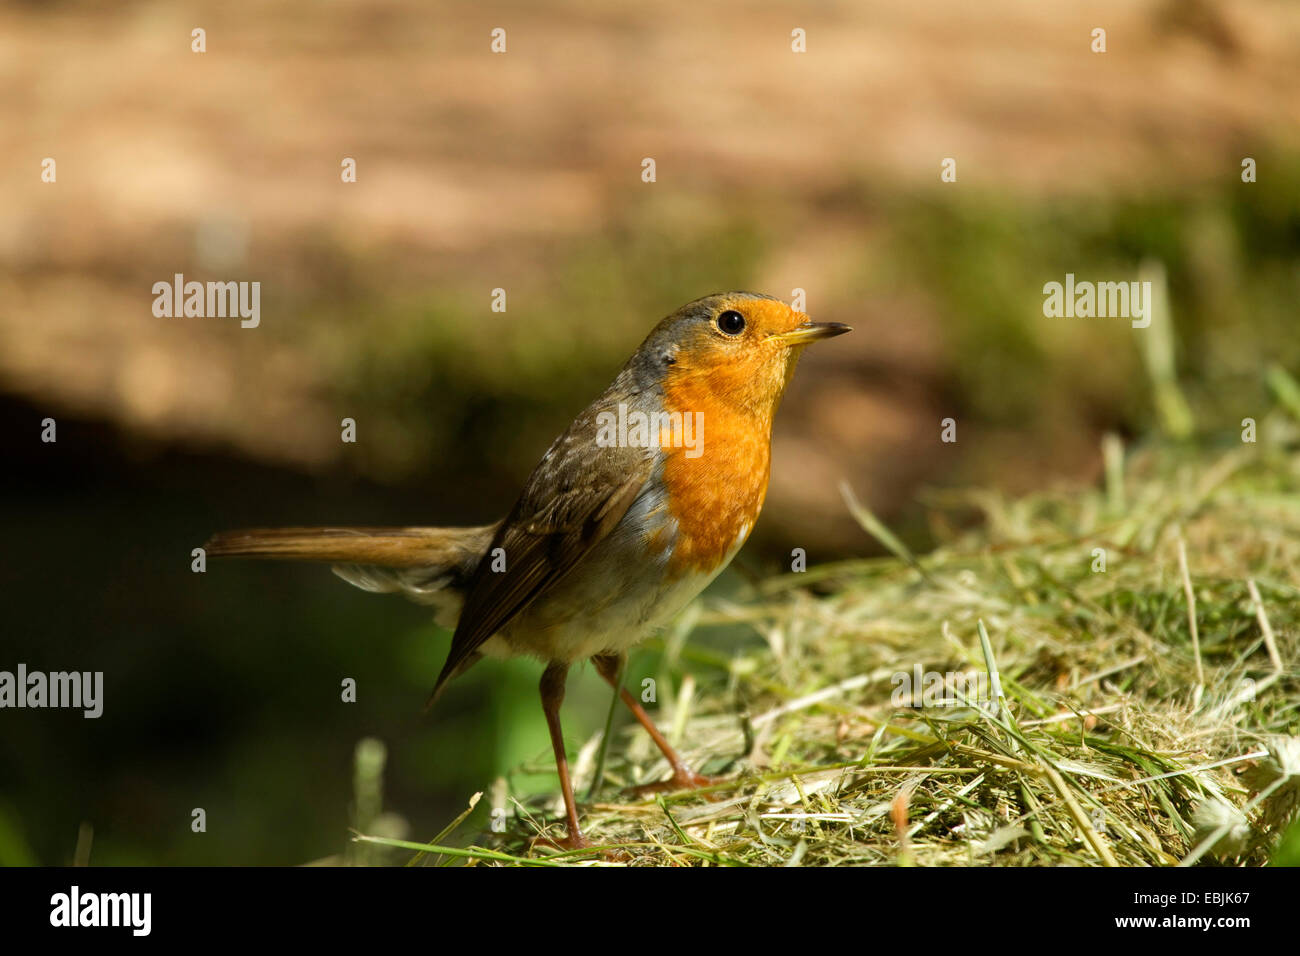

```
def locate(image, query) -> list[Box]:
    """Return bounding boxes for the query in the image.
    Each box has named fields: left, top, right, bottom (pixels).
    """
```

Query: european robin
left=206, top=292, right=850, bottom=849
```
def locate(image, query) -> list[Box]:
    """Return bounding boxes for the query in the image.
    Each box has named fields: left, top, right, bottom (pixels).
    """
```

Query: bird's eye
left=716, top=310, right=745, bottom=335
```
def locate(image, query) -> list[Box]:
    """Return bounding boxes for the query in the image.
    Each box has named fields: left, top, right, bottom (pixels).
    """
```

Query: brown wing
left=430, top=403, right=653, bottom=701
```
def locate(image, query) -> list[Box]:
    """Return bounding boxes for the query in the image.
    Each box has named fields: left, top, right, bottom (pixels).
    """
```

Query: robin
left=206, top=292, right=849, bottom=849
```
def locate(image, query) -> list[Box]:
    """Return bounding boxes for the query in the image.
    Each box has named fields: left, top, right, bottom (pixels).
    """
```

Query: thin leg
left=593, top=653, right=722, bottom=794
left=539, top=662, right=589, bottom=849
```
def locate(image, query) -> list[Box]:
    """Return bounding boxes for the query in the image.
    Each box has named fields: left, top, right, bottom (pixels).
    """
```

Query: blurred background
left=1, top=0, right=1298, bottom=864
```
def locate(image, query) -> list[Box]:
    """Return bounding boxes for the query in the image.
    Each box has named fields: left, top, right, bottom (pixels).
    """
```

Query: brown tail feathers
left=204, top=524, right=499, bottom=618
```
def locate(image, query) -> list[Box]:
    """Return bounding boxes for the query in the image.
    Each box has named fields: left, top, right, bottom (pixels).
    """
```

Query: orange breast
left=658, top=377, right=771, bottom=578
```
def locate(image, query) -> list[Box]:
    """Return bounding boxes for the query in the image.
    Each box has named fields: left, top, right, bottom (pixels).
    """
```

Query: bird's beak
left=773, top=321, right=853, bottom=346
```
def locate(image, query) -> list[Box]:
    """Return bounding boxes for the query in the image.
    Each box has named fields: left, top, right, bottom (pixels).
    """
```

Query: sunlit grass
left=354, top=417, right=1300, bottom=866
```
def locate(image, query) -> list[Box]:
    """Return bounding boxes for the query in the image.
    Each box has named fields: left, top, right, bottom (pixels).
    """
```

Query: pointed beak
left=773, top=321, right=853, bottom=346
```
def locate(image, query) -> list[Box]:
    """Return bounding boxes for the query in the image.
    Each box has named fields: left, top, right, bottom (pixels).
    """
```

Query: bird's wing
left=430, top=403, right=653, bottom=700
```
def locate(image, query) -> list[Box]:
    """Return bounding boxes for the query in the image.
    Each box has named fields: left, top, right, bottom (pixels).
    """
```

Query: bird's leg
left=537, top=662, right=591, bottom=850
left=592, top=653, right=723, bottom=795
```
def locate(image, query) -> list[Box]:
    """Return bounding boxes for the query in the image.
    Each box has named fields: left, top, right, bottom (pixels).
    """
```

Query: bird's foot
left=529, top=831, right=630, bottom=863
left=529, top=831, right=592, bottom=854
left=624, top=767, right=726, bottom=800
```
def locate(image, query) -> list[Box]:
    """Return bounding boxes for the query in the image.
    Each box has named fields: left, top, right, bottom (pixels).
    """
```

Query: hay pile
left=360, top=438, right=1300, bottom=866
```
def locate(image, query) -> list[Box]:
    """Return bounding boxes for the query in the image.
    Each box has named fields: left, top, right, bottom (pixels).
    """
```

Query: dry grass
left=354, top=415, right=1300, bottom=866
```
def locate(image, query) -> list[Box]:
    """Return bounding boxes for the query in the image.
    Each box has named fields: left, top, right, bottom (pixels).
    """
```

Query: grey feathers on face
left=623, top=292, right=781, bottom=389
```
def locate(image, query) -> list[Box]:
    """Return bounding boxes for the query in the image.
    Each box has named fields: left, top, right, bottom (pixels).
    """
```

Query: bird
left=205, top=292, right=850, bottom=849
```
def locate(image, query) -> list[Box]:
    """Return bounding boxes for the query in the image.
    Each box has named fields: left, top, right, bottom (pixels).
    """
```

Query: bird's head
left=634, top=292, right=851, bottom=424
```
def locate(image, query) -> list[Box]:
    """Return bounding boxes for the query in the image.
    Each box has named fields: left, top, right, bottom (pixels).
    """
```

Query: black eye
left=717, top=310, right=745, bottom=335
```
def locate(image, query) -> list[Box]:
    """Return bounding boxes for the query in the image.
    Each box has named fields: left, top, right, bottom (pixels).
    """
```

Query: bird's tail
left=204, top=523, right=499, bottom=621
